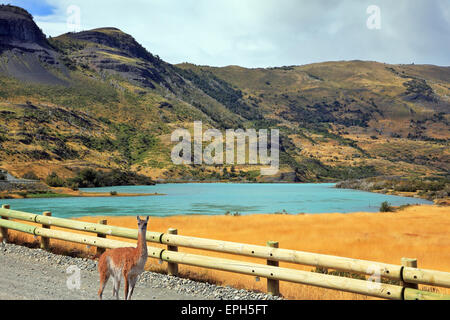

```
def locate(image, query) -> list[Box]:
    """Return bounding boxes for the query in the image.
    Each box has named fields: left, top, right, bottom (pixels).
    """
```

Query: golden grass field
left=6, top=204, right=450, bottom=300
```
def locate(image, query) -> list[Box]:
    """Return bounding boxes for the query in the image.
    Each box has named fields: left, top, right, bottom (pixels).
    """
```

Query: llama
left=98, top=216, right=149, bottom=300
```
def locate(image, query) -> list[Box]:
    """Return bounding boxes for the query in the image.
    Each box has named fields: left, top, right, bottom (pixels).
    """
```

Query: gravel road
left=0, top=242, right=282, bottom=300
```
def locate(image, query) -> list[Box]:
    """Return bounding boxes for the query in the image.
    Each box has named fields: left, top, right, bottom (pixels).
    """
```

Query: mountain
left=0, top=5, right=448, bottom=184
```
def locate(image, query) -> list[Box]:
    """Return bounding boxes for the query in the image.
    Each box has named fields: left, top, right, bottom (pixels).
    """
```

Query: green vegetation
left=380, top=201, right=394, bottom=212
left=0, top=76, right=120, bottom=110
left=43, top=169, right=155, bottom=189
left=175, top=67, right=261, bottom=121
left=45, top=172, right=66, bottom=187
left=225, top=211, right=241, bottom=217
left=0, top=133, right=7, bottom=143
left=168, top=166, right=261, bottom=183
left=337, top=176, right=449, bottom=201
left=66, top=168, right=155, bottom=188
left=70, top=135, right=116, bottom=153
left=25, top=192, right=75, bottom=198
left=112, top=123, right=158, bottom=164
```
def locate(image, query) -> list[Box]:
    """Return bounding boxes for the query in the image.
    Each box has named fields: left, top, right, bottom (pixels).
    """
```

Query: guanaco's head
left=137, top=216, right=149, bottom=233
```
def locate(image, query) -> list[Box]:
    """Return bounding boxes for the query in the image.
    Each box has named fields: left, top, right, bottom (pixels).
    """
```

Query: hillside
left=0, top=4, right=448, bottom=186
left=177, top=62, right=449, bottom=177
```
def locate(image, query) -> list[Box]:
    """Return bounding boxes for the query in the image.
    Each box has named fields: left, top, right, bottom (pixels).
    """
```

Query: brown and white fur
left=98, top=216, right=149, bottom=300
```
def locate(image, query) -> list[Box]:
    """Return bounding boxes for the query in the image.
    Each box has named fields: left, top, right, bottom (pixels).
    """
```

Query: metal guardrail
left=1, top=205, right=449, bottom=300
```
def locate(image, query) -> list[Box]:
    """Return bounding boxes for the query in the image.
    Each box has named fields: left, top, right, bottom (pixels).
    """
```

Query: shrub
left=67, top=182, right=79, bottom=191
left=45, top=172, right=65, bottom=187
left=380, top=201, right=394, bottom=212
left=110, top=191, right=118, bottom=196
left=67, top=168, right=155, bottom=188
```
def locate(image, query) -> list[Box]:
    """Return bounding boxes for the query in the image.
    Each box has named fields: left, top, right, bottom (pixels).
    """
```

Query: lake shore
left=367, top=189, right=449, bottom=206
left=0, top=186, right=166, bottom=199
left=335, top=177, right=449, bottom=204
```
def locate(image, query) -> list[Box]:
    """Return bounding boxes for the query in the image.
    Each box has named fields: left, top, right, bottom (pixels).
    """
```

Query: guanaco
left=98, top=216, right=149, bottom=300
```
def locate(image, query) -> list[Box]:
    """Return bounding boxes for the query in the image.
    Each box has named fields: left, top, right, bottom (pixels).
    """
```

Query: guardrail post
left=167, top=228, right=178, bottom=276
left=40, top=211, right=51, bottom=250
left=1, top=204, right=10, bottom=243
left=97, top=219, right=107, bottom=255
left=401, top=258, right=419, bottom=290
left=266, top=241, right=280, bottom=296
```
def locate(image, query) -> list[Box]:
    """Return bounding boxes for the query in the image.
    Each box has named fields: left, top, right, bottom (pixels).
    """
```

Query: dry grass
left=4, top=204, right=450, bottom=300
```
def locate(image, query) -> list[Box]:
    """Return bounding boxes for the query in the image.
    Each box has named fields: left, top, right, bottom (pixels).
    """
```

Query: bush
left=67, top=168, right=155, bottom=188
left=380, top=201, right=394, bottom=212
left=110, top=191, right=118, bottom=196
left=393, top=181, right=418, bottom=192
left=45, top=172, right=65, bottom=187
left=67, top=182, right=79, bottom=191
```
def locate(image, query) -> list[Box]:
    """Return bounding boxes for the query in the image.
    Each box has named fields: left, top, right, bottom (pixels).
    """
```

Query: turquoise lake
left=0, top=183, right=432, bottom=218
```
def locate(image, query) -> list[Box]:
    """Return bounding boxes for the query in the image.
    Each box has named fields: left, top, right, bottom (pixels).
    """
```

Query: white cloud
left=27, top=0, right=450, bottom=67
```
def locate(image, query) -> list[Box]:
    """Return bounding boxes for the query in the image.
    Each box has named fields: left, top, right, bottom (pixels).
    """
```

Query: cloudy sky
left=4, top=0, right=450, bottom=67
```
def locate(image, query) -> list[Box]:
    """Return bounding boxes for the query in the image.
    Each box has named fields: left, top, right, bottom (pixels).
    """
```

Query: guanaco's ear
left=145, top=216, right=149, bottom=222
left=137, top=216, right=141, bottom=222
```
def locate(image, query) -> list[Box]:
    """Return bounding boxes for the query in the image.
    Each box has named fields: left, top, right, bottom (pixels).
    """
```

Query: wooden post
left=40, top=211, right=51, bottom=250
left=96, top=219, right=108, bottom=255
left=401, top=258, right=419, bottom=290
left=267, top=241, right=280, bottom=296
left=0, top=204, right=10, bottom=243
left=167, top=228, right=179, bottom=276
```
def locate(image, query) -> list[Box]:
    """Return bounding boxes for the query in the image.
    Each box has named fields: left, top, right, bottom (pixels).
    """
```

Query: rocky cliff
left=0, top=4, right=50, bottom=51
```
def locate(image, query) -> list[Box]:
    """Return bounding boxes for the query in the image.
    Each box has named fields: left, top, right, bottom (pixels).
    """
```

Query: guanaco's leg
left=123, top=271, right=130, bottom=301
left=127, top=275, right=138, bottom=300
left=98, top=271, right=110, bottom=300
left=112, top=275, right=121, bottom=300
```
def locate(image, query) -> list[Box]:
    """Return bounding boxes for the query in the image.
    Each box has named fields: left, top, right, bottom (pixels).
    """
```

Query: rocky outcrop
left=0, top=4, right=50, bottom=52
left=0, top=5, right=67, bottom=84
left=62, top=28, right=188, bottom=91
left=65, top=28, right=158, bottom=64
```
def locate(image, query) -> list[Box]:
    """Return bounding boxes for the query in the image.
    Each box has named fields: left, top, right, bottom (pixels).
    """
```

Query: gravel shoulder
left=0, top=242, right=282, bottom=300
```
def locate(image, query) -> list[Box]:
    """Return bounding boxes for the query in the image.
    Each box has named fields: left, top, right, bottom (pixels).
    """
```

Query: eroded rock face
left=64, top=28, right=187, bottom=90
left=0, top=5, right=50, bottom=51
left=66, top=28, right=158, bottom=63
left=0, top=5, right=67, bottom=84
